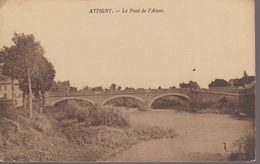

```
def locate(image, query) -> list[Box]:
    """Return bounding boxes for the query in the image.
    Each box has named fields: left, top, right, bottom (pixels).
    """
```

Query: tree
left=179, top=80, right=200, bottom=89
left=0, top=33, right=55, bottom=118
left=13, top=33, right=46, bottom=118
left=110, top=83, right=117, bottom=90
left=17, top=57, right=55, bottom=110
left=51, top=80, right=71, bottom=92
left=91, top=86, right=103, bottom=91
left=0, top=46, right=20, bottom=107
left=208, top=79, right=230, bottom=88
left=31, top=57, right=55, bottom=113
left=125, top=87, right=135, bottom=90
left=81, top=85, right=90, bottom=91
left=117, top=86, right=122, bottom=90
left=69, top=86, right=78, bottom=92
left=6, top=33, right=47, bottom=119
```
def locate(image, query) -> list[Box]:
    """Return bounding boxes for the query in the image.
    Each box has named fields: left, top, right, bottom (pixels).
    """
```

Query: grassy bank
left=187, top=95, right=255, bottom=117
left=228, top=134, right=255, bottom=161
left=0, top=101, right=177, bottom=161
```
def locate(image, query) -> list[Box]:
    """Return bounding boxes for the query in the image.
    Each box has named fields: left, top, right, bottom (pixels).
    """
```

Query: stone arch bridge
left=44, top=88, right=253, bottom=110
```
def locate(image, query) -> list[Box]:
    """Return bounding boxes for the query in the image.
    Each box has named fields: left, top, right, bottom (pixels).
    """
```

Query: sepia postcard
left=0, top=0, right=256, bottom=162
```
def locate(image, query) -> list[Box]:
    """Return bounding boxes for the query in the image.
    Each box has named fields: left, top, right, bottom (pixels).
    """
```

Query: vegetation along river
left=106, top=109, right=254, bottom=162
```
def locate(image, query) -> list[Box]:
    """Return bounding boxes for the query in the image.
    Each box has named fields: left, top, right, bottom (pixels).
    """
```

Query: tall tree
left=32, top=57, right=55, bottom=113
left=110, top=83, right=117, bottom=90
left=11, top=33, right=46, bottom=119
left=0, top=46, right=19, bottom=107
left=117, top=86, right=122, bottom=90
left=1, top=33, right=55, bottom=117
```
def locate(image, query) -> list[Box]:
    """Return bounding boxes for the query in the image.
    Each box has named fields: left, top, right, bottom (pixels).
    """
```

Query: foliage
left=0, top=106, right=51, bottom=151
left=0, top=33, right=55, bottom=118
left=125, top=87, right=135, bottom=90
left=50, top=80, right=77, bottom=92
left=31, top=57, right=56, bottom=95
left=81, top=85, right=90, bottom=91
left=91, top=86, right=103, bottom=91
left=0, top=46, right=20, bottom=107
left=110, top=83, right=116, bottom=90
left=88, top=107, right=130, bottom=128
left=208, top=79, right=230, bottom=88
left=52, top=100, right=130, bottom=128
left=228, top=134, right=255, bottom=161
left=179, top=80, right=200, bottom=89
left=188, top=95, right=255, bottom=116
left=237, top=94, right=255, bottom=117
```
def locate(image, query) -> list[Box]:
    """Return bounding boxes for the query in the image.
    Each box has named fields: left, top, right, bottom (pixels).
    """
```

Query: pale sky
left=0, top=0, right=255, bottom=89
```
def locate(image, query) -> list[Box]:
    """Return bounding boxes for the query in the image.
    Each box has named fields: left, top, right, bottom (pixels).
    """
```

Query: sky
left=0, top=0, right=255, bottom=89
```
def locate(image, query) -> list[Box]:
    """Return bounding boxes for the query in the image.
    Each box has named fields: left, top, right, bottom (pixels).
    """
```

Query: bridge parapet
left=44, top=88, right=254, bottom=109
left=46, top=88, right=253, bottom=97
left=45, top=88, right=192, bottom=97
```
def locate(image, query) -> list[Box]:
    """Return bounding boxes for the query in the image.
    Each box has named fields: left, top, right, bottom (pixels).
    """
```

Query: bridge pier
left=145, top=100, right=152, bottom=111
left=145, top=105, right=152, bottom=111
left=94, top=103, right=102, bottom=110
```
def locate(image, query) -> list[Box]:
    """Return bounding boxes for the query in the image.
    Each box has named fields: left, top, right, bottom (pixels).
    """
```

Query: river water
left=106, top=109, right=255, bottom=162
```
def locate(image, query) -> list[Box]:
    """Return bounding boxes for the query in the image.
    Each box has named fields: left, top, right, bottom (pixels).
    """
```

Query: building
left=229, top=71, right=255, bottom=88
left=0, top=79, right=23, bottom=106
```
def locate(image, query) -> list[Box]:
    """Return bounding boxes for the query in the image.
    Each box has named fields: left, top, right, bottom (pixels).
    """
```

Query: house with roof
left=0, top=79, right=23, bottom=106
left=229, top=71, right=255, bottom=88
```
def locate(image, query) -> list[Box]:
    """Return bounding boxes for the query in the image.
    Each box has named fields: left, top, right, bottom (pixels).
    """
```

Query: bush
left=88, top=107, right=130, bottom=128
left=237, top=94, right=255, bottom=117
left=129, top=126, right=177, bottom=141
left=228, top=134, right=256, bottom=161
left=189, top=95, right=255, bottom=116
left=52, top=100, right=130, bottom=128
left=29, top=114, right=52, bottom=132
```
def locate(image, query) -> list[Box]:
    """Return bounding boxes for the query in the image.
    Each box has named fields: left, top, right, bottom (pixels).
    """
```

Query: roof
left=229, top=76, right=255, bottom=86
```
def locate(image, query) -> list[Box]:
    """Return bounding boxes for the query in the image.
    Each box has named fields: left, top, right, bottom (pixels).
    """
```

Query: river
left=106, top=109, right=255, bottom=162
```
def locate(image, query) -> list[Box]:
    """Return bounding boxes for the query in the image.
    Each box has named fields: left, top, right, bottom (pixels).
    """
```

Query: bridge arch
left=149, top=93, right=191, bottom=109
left=50, top=97, right=96, bottom=108
left=101, top=95, right=146, bottom=107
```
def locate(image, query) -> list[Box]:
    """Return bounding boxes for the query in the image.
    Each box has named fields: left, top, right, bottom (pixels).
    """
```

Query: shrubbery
left=0, top=106, right=52, bottom=152
left=237, top=95, right=255, bottom=117
left=228, top=134, right=255, bottom=161
left=188, top=94, right=255, bottom=117
left=87, top=107, right=130, bottom=128
left=52, top=100, right=130, bottom=128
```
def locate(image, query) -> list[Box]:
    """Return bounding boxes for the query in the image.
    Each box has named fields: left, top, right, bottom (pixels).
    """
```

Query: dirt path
left=106, top=109, right=254, bottom=162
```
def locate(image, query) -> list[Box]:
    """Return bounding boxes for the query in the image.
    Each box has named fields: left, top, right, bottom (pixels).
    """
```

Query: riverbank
left=106, top=109, right=255, bottom=161
left=0, top=104, right=177, bottom=161
left=0, top=101, right=254, bottom=162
